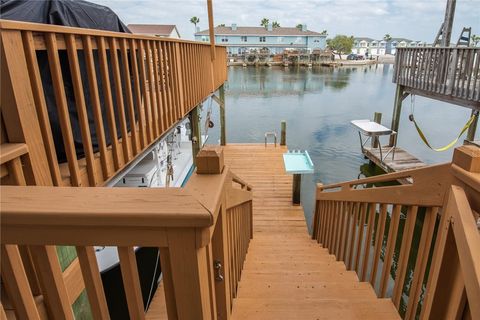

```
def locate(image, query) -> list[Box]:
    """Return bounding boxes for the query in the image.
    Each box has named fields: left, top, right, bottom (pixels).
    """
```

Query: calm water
left=207, top=65, right=476, bottom=228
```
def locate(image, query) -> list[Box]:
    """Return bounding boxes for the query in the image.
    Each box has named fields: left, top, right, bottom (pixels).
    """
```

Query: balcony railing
left=0, top=20, right=227, bottom=187
left=393, top=47, right=480, bottom=107
left=1, top=149, right=253, bottom=319
left=312, top=145, right=480, bottom=319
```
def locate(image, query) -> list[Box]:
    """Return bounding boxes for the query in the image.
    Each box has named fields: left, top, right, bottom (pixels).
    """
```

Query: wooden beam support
left=219, top=85, right=226, bottom=146
left=207, top=0, right=216, bottom=61
left=389, top=85, right=405, bottom=146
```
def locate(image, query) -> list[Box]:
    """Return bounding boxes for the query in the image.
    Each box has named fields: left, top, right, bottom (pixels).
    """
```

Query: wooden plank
left=82, top=35, right=109, bottom=180
left=97, top=36, right=122, bottom=170
left=65, top=33, right=97, bottom=186
left=354, top=202, right=367, bottom=274
left=138, top=40, right=153, bottom=143
left=370, top=203, right=388, bottom=288
left=118, top=246, right=145, bottom=320
left=30, top=245, right=74, bottom=319
left=45, top=33, right=82, bottom=186
left=21, top=31, right=62, bottom=186
left=109, top=37, right=131, bottom=163
left=76, top=246, right=110, bottom=319
left=0, top=144, right=28, bottom=166
left=145, top=40, right=159, bottom=137
left=129, top=38, right=147, bottom=149
left=379, top=204, right=401, bottom=298
left=361, top=203, right=377, bottom=281
left=1, top=245, right=41, bottom=320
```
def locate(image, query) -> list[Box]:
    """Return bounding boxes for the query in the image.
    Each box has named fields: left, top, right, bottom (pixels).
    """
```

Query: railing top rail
left=318, top=162, right=449, bottom=191
left=0, top=19, right=226, bottom=47
left=0, top=186, right=212, bottom=229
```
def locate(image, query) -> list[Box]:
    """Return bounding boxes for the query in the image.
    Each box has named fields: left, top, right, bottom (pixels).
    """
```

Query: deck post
left=190, top=105, right=202, bottom=166
left=466, top=110, right=478, bottom=142
left=219, top=84, right=226, bottom=146
left=372, top=112, right=382, bottom=148
left=280, top=120, right=287, bottom=146
left=389, top=85, right=406, bottom=146
left=292, top=174, right=301, bottom=205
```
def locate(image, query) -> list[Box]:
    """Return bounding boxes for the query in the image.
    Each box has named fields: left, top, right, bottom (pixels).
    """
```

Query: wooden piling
left=219, top=85, right=226, bottom=146
left=191, top=105, right=201, bottom=165
left=389, top=85, right=406, bottom=146
left=280, top=121, right=286, bottom=146
left=292, top=173, right=301, bottom=205
left=372, top=112, right=382, bottom=148
left=466, top=110, right=478, bottom=142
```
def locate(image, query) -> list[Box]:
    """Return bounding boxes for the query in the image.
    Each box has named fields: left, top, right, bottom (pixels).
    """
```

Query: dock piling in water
left=280, top=120, right=286, bottom=146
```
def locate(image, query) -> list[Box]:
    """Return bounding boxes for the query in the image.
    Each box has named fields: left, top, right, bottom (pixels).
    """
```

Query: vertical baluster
left=404, top=207, right=438, bottom=320
left=76, top=246, right=110, bottom=319
left=65, top=34, right=97, bottom=186
left=159, top=248, right=177, bottom=319
left=82, top=35, right=109, bottom=180
left=45, top=33, right=81, bottom=186
left=324, top=201, right=332, bottom=249
left=379, top=204, right=401, bottom=298
left=319, top=201, right=327, bottom=245
left=97, top=36, right=122, bottom=170
left=341, top=202, right=352, bottom=262
left=370, top=203, right=388, bottom=288
left=145, top=41, right=159, bottom=138
left=109, top=37, right=131, bottom=163
left=166, top=43, right=179, bottom=122
left=347, top=202, right=359, bottom=270
left=392, top=206, right=419, bottom=308
left=160, top=42, right=173, bottom=127
left=337, top=201, right=347, bottom=260
left=156, top=41, right=169, bottom=132
left=118, top=246, right=145, bottom=319
left=354, top=202, right=367, bottom=274
left=330, top=201, right=339, bottom=254
left=30, top=245, right=74, bottom=319
left=361, top=203, right=377, bottom=281
left=22, top=31, right=63, bottom=186
left=119, top=38, right=139, bottom=155
left=129, top=39, right=147, bottom=149
left=137, top=40, right=153, bottom=143
left=1, top=245, right=41, bottom=320
left=151, top=41, right=165, bottom=133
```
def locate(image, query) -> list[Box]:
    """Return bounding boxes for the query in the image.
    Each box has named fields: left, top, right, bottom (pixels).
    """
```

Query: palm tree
left=383, top=34, right=392, bottom=42
left=320, top=30, right=327, bottom=35
left=472, top=34, right=480, bottom=47
left=260, top=18, right=269, bottom=28
left=190, top=16, right=200, bottom=31
left=272, top=21, right=280, bottom=28
left=296, top=24, right=302, bottom=30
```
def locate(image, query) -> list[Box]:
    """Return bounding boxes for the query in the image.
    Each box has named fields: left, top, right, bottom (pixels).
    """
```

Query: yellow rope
left=410, top=113, right=477, bottom=152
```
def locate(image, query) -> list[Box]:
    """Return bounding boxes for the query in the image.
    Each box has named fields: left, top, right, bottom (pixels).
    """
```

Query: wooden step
left=231, top=298, right=400, bottom=320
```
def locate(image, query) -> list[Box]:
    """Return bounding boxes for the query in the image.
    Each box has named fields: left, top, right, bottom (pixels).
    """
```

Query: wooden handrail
left=312, top=145, right=480, bottom=320
left=1, top=162, right=254, bottom=319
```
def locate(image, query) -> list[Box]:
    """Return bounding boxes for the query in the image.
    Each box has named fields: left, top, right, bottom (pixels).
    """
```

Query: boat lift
left=351, top=119, right=398, bottom=164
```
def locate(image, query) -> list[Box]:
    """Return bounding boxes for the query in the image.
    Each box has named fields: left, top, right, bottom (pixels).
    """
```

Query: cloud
left=94, top=0, right=480, bottom=41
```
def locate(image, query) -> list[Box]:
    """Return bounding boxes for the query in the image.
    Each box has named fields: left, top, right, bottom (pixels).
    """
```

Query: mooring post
left=190, top=105, right=202, bottom=165
left=280, top=120, right=286, bottom=146
left=390, top=85, right=405, bottom=146
left=219, top=84, right=226, bottom=146
left=466, top=110, right=478, bottom=142
left=292, top=174, right=301, bottom=205
left=372, top=112, right=382, bottom=148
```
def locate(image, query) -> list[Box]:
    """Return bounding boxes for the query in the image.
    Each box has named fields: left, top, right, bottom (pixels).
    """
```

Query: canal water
left=206, top=65, right=476, bottom=317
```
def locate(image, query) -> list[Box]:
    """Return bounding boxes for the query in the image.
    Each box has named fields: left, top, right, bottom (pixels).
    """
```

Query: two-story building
left=352, top=37, right=429, bottom=56
left=195, top=24, right=327, bottom=55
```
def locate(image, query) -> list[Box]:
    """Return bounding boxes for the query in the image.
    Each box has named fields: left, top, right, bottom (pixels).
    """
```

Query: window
left=296, top=37, right=302, bottom=43
left=241, top=36, right=247, bottom=42
left=277, top=37, right=283, bottom=43
left=259, top=36, right=266, bottom=42
left=221, top=37, right=228, bottom=42
left=201, top=36, right=209, bottom=42
left=314, top=40, right=319, bottom=43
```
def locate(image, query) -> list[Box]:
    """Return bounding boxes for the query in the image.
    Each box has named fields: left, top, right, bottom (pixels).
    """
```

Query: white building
left=128, top=24, right=181, bottom=39
left=352, top=37, right=429, bottom=56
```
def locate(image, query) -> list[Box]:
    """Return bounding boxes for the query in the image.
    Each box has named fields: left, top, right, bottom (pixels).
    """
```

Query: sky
left=94, top=0, right=479, bottom=41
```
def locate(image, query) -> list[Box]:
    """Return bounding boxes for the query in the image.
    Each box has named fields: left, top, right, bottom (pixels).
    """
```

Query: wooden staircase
left=223, top=144, right=400, bottom=320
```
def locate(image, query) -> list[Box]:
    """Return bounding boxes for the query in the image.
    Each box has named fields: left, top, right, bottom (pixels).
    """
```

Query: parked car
left=356, top=55, right=365, bottom=60
left=346, top=53, right=357, bottom=60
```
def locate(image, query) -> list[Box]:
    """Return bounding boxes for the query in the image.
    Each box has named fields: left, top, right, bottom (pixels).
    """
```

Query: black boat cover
left=1, top=0, right=133, bottom=164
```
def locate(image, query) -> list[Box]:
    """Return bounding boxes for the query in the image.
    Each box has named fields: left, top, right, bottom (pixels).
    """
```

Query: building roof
left=128, top=24, right=179, bottom=37
left=354, top=37, right=375, bottom=42
left=195, top=26, right=325, bottom=36
left=391, top=37, right=414, bottom=43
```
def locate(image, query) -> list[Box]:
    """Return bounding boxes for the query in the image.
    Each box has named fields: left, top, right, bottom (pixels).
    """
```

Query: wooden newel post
left=292, top=174, right=301, bottom=205
left=219, top=85, right=226, bottom=146
left=280, top=120, right=286, bottom=146
left=372, top=112, right=382, bottom=148
left=196, top=145, right=224, bottom=174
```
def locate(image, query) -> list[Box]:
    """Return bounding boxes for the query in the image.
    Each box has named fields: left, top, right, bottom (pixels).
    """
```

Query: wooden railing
left=0, top=20, right=227, bottom=187
left=1, top=150, right=253, bottom=319
left=312, top=145, right=480, bottom=319
left=393, top=47, right=480, bottom=107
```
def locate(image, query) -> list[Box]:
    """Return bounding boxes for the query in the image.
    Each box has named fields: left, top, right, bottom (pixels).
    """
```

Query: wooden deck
left=363, top=146, right=426, bottom=174
left=223, top=144, right=400, bottom=319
